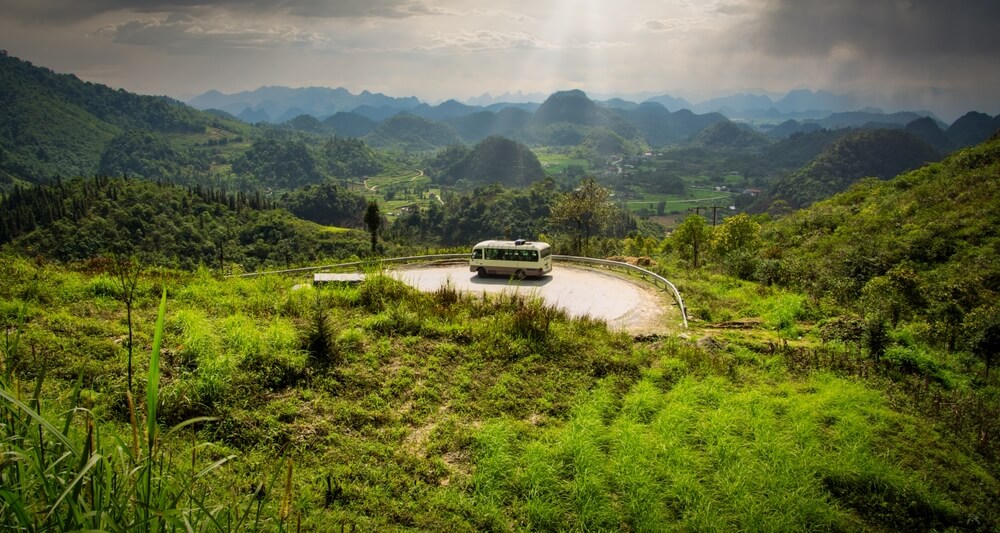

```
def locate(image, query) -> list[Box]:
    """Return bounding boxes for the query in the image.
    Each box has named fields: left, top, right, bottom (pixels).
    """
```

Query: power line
left=688, top=205, right=732, bottom=226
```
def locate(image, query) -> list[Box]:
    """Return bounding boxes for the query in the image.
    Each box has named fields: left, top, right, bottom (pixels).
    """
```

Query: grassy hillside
left=2, top=259, right=998, bottom=530
left=764, top=134, right=1000, bottom=340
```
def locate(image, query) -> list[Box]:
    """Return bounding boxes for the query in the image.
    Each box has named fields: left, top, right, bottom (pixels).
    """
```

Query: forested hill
left=428, top=136, right=545, bottom=187
left=764, top=133, right=1000, bottom=346
left=0, top=176, right=369, bottom=270
left=763, top=128, right=941, bottom=209
left=0, top=52, right=247, bottom=188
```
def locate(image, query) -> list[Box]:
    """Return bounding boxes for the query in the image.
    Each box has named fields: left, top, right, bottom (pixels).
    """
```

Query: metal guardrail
left=232, top=254, right=688, bottom=329
left=552, top=256, right=688, bottom=329
left=229, top=254, right=469, bottom=278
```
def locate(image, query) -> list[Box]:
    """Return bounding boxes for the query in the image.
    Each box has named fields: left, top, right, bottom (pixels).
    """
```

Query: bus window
left=528, top=250, right=538, bottom=261
left=472, top=249, right=482, bottom=259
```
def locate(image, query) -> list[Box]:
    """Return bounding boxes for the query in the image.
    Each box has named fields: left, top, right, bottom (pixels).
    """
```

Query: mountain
left=946, top=111, right=1000, bottom=148
left=766, top=119, right=823, bottom=139
left=643, top=94, right=693, bottom=111
left=905, top=117, right=955, bottom=154
left=765, top=129, right=941, bottom=209
left=812, top=111, right=930, bottom=130
left=350, top=105, right=405, bottom=122
left=599, top=98, right=641, bottom=111
left=466, top=90, right=548, bottom=105
left=0, top=51, right=244, bottom=188
left=624, top=103, right=729, bottom=147
left=237, top=107, right=270, bottom=123
left=323, top=112, right=377, bottom=138
left=766, top=134, right=1000, bottom=319
left=760, top=129, right=850, bottom=172
left=692, top=121, right=772, bottom=149
left=283, top=114, right=328, bottom=135
left=774, top=89, right=859, bottom=114
left=364, top=114, right=462, bottom=151
left=409, top=99, right=482, bottom=121
left=691, top=93, right=775, bottom=115
left=484, top=102, right=540, bottom=114
left=445, top=108, right=533, bottom=143
left=187, top=86, right=419, bottom=124
left=527, top=90, right=639, bottom=145
left=530, top=89, right=604, bottom=127
left=436, top=136, right=544, bottom=187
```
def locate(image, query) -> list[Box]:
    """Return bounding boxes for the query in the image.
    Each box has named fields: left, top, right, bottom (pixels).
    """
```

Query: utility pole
left=708, top=205, right=729, bottom=226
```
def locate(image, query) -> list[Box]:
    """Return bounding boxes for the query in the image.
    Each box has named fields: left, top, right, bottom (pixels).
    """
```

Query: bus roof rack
left=514, top=239, right=526, bottom=245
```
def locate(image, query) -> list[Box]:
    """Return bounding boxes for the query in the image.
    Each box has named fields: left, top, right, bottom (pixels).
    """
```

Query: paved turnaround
left=393, top=263, right=674, bottom=334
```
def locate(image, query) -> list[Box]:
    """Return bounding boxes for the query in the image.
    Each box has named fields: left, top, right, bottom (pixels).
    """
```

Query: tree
left=965, top=305, right=1000, bottom=379
left=549, top=177, right=613, bottom=255
left=710, top=213, right=762, bottom=279
left=672, top=214, right=710, bottom=268
left=364, top=200, right=382, bottom=254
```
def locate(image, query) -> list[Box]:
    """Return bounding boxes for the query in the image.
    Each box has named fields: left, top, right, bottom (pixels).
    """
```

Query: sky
left=1, top=0, right=998, bottom=121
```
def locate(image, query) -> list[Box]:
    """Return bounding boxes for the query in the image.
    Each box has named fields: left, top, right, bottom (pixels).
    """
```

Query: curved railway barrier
left=231, top=254, right=688, bottom=329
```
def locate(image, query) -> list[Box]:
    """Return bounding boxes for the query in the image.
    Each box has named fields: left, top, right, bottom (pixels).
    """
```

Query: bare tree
left=110, top=254, right=141, bottom=393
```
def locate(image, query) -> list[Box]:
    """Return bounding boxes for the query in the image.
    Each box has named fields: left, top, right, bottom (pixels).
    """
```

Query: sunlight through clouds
left=0, top=0, right=996, bottom=117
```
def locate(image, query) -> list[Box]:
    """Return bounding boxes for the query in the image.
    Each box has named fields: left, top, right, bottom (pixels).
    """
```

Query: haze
left=1, top=0, right=998, bottom=121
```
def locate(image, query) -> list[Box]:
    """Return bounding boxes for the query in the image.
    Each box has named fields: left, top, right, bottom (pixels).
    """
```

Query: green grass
left=1, top=255, right=998, bottom=530
left=535, top=149, right=591, bottom=176
left=471, top=367, right=986, bottom=531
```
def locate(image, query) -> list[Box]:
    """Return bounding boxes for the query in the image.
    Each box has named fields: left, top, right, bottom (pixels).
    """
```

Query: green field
left=623, top=188, right=739, bottom=215
left=535, top=149, right=591, bottom=176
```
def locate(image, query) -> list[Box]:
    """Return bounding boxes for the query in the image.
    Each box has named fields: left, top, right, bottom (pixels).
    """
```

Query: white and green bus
left=470, top=239, right=552, bottom=279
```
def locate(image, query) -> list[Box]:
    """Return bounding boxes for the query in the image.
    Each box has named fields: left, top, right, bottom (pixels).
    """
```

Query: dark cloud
left=95, top=14, right=325, bottom=52
left=751, top=0, right=1000, bottom=59
left=0, top=0, right=441, bottom=23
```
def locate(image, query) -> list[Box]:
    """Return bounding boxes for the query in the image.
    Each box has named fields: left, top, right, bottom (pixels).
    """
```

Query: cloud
left=0, top=0, right=445, bottom=23
left=416, top=28, right=627, bottom=53
left=94, top=14, right=328, bottom=51
left=283, top=0, right=449, bottom=19
left=418, top=30, right=555, bottom=52
left=468, top=8, right=537, bottom=25
left=642, top=18, right=697, bottom=31
left=749, top=0, right=1000, bottom=59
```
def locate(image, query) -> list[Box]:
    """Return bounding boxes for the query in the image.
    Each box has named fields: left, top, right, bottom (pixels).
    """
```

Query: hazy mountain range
left=188, top=86, right=940, bottom=126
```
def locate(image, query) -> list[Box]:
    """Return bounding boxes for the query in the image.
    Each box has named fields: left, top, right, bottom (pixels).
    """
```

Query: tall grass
left=0, top=289, right=284, bottom=531
left=471, top=371, right=977, bottom=531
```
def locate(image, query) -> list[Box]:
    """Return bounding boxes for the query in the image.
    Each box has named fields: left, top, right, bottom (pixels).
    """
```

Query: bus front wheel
left=477, top=267, right=487, bottom=278
left=514, top=269, right=526, bottom=280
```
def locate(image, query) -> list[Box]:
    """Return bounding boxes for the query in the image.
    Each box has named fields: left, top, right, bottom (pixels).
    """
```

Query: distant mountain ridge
left=191, top=84, right=995, bottom=142
left=188, top=86, right=420, bottom=124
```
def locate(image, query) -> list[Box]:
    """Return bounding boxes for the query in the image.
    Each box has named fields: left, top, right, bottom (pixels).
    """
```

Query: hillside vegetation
left=2, top=257, right=998, bottom=530
left=0, top=176, right=371, bottom=270
left=764, top=128, right=942, bottom=208
left=766, top=134, right=1000, bottom=347
left=0, top=52, right=247, bottom=188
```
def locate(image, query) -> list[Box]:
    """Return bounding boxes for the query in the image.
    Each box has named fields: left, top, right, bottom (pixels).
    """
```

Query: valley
left=1, top=50, right=999, bottom=531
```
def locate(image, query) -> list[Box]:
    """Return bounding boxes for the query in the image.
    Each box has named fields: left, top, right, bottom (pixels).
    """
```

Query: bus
left=469, top=239, right=552, bottom=279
